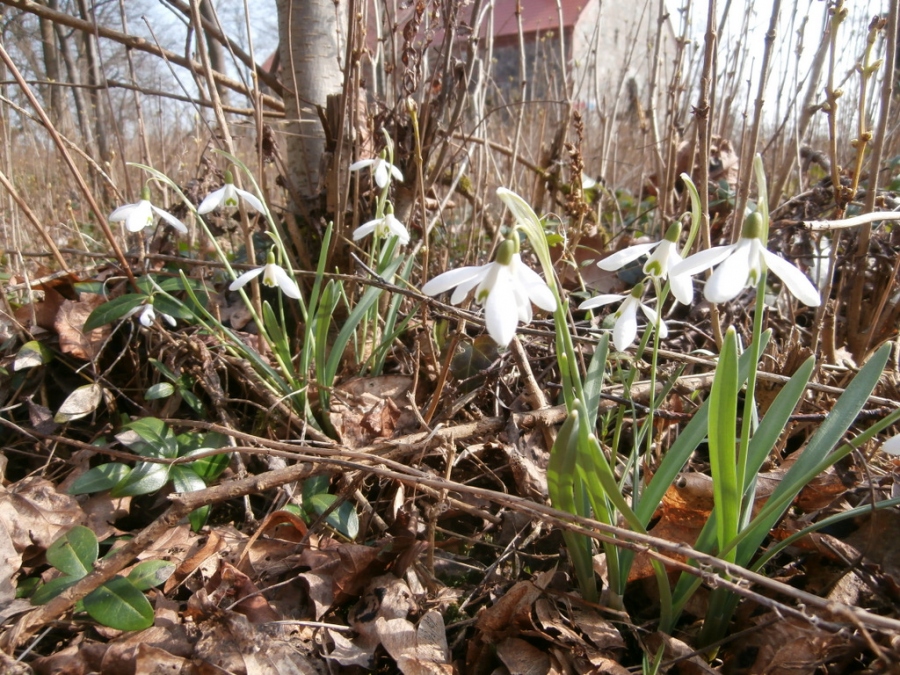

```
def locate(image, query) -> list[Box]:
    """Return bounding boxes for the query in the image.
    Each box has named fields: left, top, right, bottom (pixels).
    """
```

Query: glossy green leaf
left=307, top=493, right=359, bottom=540
left=186, top=451, right=230, bottom=482
left=68, top=463, right=131, bottom=495
left=145, top=382, right=175, bottom=400
left=54, top=383, right=103, bottom=423
left=171, top=465, right=205, bottom=494
left=111, top=461, right=169, bottom=497
left=116, top=418, right=178, bottom=459
left=83, top=294, right=145, bottom=331
left=127, top=560, right=175, bottom=591
left=14, top=340, right=52, bottom=371
left=83, top=576, right=154, bottom=631
left=46, top=526, right=97, bottom=578
left=31, top=575, right=79, bottom=605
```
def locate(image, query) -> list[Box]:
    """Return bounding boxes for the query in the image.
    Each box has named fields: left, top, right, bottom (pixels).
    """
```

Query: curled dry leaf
left=55, top=295, right=109, bottom=361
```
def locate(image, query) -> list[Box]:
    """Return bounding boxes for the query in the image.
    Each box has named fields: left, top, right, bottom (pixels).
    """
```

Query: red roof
left=483, top=0, right=587, bottom=38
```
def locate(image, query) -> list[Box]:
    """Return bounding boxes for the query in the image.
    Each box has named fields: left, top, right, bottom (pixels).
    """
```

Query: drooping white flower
left=109, top=187, right=187, bottom=234
left=126, top=302, right=176, bottom=328
left=229, top=250, right=301, bottom=300
left=421, top=237, right=556, bottom=347
left=881, top=434, right=900, bottom=456
left=353, top=204, right=410, bottom=245
left=349, top=156, right=403, bottom=189
left=198, top=171, right=265, bottom=214
left=670, top=212, right=821, bottom=307
left=597, top=222, right=693, bottom=304
left=582, top=173, right=598, bottom=191
left=579, top=282, right=668, bottom=352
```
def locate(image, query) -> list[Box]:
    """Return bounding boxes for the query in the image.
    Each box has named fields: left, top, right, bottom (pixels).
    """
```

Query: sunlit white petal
left=198, top=186, right=227, bottom=214
left=150, top=205, right=188, bottom=233
left=422, top=266, right=485, bottom=298
left=639, top=304, right=668, bottom=338
left=613, top=298, right=639, bottom=352
left=516, top=260, right=557, bottom=312
left=229, top=266, right=265, bottom=291
left=484, top=272, right=519, bottom=346
left=881, top=434, right=900, bottom=456
left=670, top=244, right=736, bottom=278
left=233, top=187, right=265, bottom=213
left=705, top=239, right=753, bottom=303
left=352, top=221, right=378, bottom=241
left=761, top=249, right=821, bottom=307
left=578, top=294, right=626, bottom=311
left=267, top=264, right=301, bottom=299
left=597, top=242, right=658, bottom=271
left=349, top=159, right=375, bottom=172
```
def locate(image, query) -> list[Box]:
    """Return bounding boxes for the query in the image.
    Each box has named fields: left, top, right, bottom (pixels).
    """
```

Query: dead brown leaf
left=54, top=294, right=108, bottom=360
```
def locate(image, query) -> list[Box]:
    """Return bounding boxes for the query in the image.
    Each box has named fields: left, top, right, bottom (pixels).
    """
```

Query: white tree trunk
left=277, top=0, right=346, bottom=204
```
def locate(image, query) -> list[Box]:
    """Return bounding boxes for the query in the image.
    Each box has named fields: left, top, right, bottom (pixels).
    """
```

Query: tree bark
left=75, top=0, right=110, bottom=162
left=277, top=0, right=347, bottom=206
left=38, top=0, right=65, bottom=127
left=199, top=0, right=228, bottom=106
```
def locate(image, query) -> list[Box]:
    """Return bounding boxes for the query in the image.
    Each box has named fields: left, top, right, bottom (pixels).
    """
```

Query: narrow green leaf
left=68, top=463, right=131, bottom=495
left=83, top=576, right=154, bottom=631
left=127, top=560, right=176, bottom=591
left=83, top=294, right=145, bottom=331
left=708, top=328, right=740, bottom=563
left=46, top=526, right=98, bottom=578
left=583, top=333, right=610, bottom=429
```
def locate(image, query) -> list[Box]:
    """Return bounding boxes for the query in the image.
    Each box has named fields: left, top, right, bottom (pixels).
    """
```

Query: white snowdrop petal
left=484, top=276, right=518, bottom=346
left=881, top=434, right=900, bottom=456
left=109, top=203, right=135, bottom=222
left=229, top=266, right=264, bottom=291
left=422, top=266, right=483, bottom=297
left=579, top=294, right=625, bottom=311
left=613, top=300, right=639, bottom=352
left=125, top=203, right=154, bottom=232
left=671, top=244, right=735, bottom=277
left=235, top=188, right=265, bottom=213
left=516, top=264, right=557, bottom=311
left=761, top=250, right=822, bottom=307
left=390, top=164, right=404, bottom=183
left=704, top=243, right=752, bottom=303
left=271, top=264, right=302, bottom=299
left=374, top=162, right=389, bottom=188
left=352, top=221, right=378, bottom=240
left=640, top=304, right=668, bottom=338
left=198, top=187, right=226, bottom=214
left=151, top=205, right=188, bottom=233
left=349, top=159, right=374, bottom=172
left=597, top=242, right=658, bottom=271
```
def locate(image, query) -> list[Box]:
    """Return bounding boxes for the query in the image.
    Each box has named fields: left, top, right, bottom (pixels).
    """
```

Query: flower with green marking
left=198, top=171, right=265, bottom=214
left=353, top=204, right=410, bottom=245
left=229, top=250, right=301, bottom=299
left=421, top=236, right=556, bottom=347
left=109, top=187, right=187, bottom=234
left=670, top=212, right=821, bottom=306
left=579, top=282, right=667, bottom=352
left=349, top=155, right=403, bottom=189
left=126, top=301, right=175, bottom=328
left=597, top=222, right=693, bottom=304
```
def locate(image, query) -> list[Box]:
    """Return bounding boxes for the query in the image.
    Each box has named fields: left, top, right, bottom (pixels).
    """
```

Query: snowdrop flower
left=198, top=171, right=265, bottom=215
left=353, top=204, right=410, bottom=245
left=582, top=173, right=598, bottom=191
left=670, top=212, right=821, bottom=306
left=229, top=250, right=301, bottom=300
left=579, top=282, right=668, bottom=352
left=597, top=222, right=693, bottom=304
left=881, top=434, right=900, bottom=456
left=126, top=302, right=175, bottom=328
left=109, top=187, right=187, bottom=234
left=350, top=155, right=403, bottom=189
left=421, top=237, right=556, bottom=347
